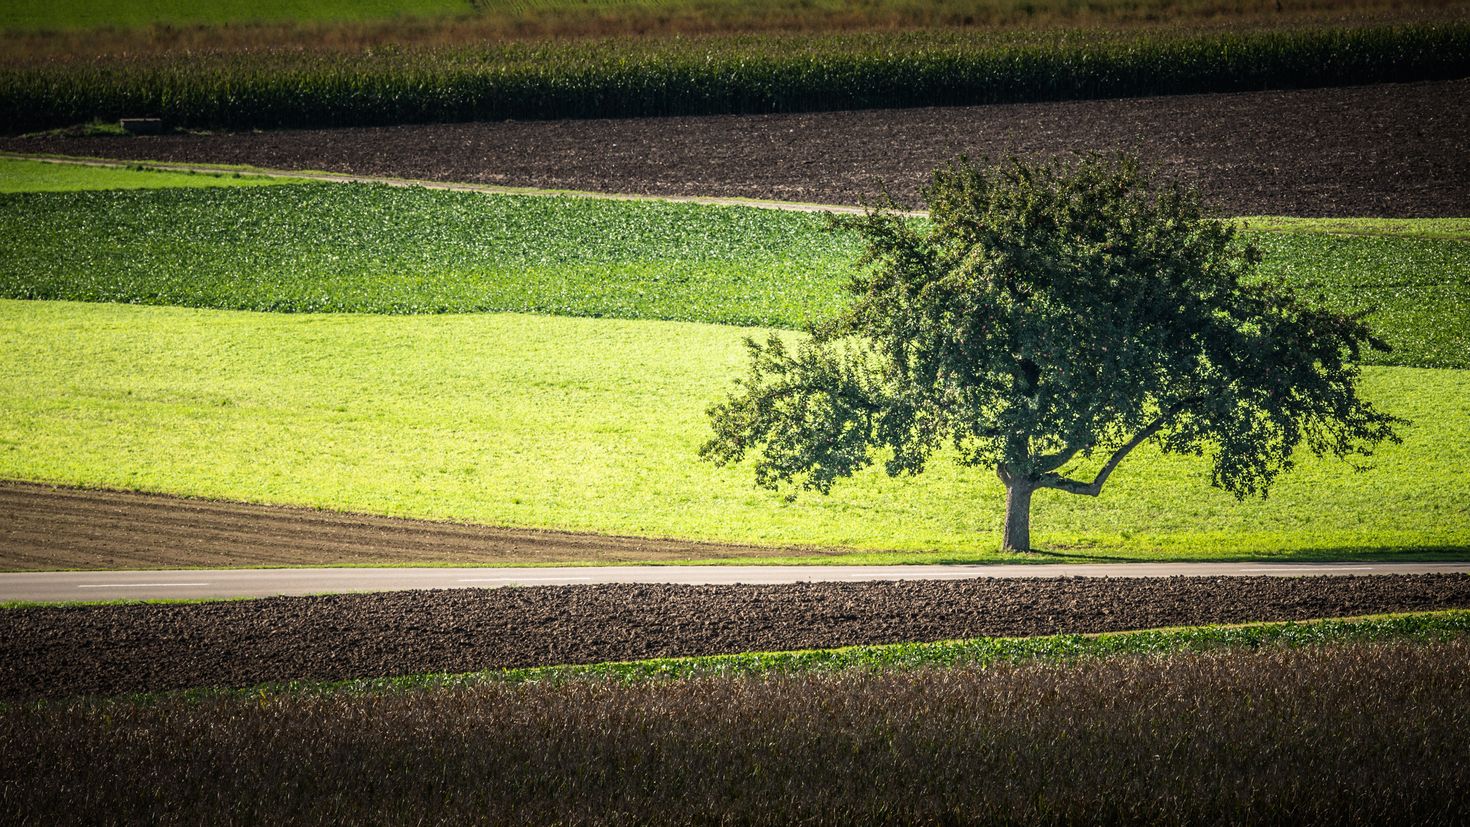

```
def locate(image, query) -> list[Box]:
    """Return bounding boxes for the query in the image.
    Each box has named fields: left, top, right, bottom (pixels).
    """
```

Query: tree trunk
left=1002, top=482, right=1035, bottom=553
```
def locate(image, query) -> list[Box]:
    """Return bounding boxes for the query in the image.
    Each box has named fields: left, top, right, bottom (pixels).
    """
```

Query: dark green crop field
left=3, top=182, right=1465, bottom=367
left=4, top=23, right=1467, bottom=133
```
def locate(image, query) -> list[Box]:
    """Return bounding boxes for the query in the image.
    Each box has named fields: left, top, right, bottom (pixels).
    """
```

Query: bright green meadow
left=2, top=300, right=1466, bottom=561
left=2, top=182, right=1466, bottom=367
left=0, top=157, right=294, bottom=193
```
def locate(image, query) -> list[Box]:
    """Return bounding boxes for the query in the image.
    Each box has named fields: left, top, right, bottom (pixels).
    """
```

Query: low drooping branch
left=1038, top=407, right=1182, bottom=497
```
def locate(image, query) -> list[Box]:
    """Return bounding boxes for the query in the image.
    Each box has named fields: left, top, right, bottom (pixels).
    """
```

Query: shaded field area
left=4, top=639, right=1470, bottom=824
left=5, top=574, right=1470, bottom=698
left=0, top=482, right=809, bottom=571
left=8, top=79, right=1467, bottom=217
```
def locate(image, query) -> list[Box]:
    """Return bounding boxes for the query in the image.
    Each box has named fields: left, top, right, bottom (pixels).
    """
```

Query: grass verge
left=226, top=609, right=1470, bottom=697
left=1, top=300, right=1466, bottom=561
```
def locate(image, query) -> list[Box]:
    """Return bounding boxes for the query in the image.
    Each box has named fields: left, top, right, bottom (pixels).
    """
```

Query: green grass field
left=2, top=181, right=1466, bottom=367
left=0, top=164, right=1464, bottom=560
left=0, top=158, right=294, bottom=193
left=2, top=300, right=1465, bottom=561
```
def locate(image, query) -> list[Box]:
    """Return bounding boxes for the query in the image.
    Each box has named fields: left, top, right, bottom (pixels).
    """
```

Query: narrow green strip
left=32, top=610, right=1461, bottom=708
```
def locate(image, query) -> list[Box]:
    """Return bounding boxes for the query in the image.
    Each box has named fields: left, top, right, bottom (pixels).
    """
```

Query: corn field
left=3, top=23, right=1467, bottom=133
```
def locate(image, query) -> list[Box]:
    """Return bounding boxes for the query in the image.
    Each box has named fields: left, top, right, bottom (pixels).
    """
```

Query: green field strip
left=2, top=181, right=1465, bottom=366
left=357, top=610, right=1470, bottom=690
left=13, top=155, right=1468, bottom=233
left=0, top=156, right=302, bottom=193
left=25, top=610, right=1464, bottom=706
left=1238, top=216, right=1470, bottom=242
left=0, top=152, right=870, bottom=214
left=2, top=301, right=1466, bottom=561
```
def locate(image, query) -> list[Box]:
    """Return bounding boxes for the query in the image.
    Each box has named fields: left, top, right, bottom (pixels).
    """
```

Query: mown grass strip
left=0, top=156, right=300, bottom=192
left=3, top=23, right=1466, bottom=133
left=106, top=610, right=1470, bottom=703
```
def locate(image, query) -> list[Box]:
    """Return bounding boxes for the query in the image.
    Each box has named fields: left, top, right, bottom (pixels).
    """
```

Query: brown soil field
left=0, top=481, right=810, bottom=571
left=6, top=79, right=1466, bottom=216
left=4, top=574, right=1469, bottom=698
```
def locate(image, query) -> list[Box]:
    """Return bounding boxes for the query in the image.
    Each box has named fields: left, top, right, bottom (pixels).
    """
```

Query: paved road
left=4, top=562, right=1469, bottom=602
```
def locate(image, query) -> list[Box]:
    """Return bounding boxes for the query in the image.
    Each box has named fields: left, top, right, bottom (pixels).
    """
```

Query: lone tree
left=701, top=155, right=1403, bottom=552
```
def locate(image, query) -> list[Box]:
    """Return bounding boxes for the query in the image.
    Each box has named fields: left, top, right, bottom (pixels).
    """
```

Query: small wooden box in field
left=119, top=118, right=163, bottom=135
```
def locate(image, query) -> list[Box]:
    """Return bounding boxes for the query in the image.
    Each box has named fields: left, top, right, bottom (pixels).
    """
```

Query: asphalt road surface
left=5, top=562, right=1470, bottom=602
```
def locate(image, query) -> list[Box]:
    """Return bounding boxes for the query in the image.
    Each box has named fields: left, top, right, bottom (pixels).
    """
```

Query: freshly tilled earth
left=4, top=574, right=1470, bottom=699
left=6, top=79, right=1466, bottom=216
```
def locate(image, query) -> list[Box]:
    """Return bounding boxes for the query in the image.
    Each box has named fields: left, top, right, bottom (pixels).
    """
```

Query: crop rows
left=3, top=22, right=1468, bottom=133
left=5, top=636, right=1468, bottom=824
left=3, top=183, right=1465, bottom=367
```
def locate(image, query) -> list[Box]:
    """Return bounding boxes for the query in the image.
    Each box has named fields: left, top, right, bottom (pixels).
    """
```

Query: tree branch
left=1038, top=408, right=1181, bottom=497
left=1035, top=444, right=1086, bottom=474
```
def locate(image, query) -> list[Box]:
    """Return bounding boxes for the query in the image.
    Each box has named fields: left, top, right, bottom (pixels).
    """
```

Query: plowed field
left=6, top=79, right=1466, bottom=215
left=0, top=482, right=806, bottom=570
left=5, top=574, right=1470, bottom=698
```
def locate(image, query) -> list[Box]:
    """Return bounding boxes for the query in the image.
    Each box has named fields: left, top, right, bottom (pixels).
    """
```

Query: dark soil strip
left=4, top=574, right=1469, bottom=698
left=0, top=481, right=810, bottom=571
left=5, top=80, right=1466, bottom=217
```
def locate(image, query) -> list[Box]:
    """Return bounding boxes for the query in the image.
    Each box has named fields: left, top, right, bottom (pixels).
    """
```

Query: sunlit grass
left=1, top=300, right=1464, bottom=562
left=0, top=157, right=297, bottom=193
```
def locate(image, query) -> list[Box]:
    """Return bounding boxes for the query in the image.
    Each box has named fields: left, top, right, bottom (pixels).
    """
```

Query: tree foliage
left=701, top=155, right=1403, bottom=544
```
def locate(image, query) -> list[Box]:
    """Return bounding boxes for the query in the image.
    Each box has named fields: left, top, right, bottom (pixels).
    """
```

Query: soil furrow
left=0, top=481, right=811, bottom=569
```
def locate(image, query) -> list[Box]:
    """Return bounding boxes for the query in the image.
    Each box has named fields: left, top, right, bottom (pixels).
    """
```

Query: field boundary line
left=0, top=150, right=908, bottom=216
left=9, top=151, right=1464, bottom=239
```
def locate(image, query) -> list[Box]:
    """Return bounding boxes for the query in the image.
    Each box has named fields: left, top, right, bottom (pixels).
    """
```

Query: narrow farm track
left=0, top=482, right=814, bottom=571
left=4, top=79, right=1466, bottom=216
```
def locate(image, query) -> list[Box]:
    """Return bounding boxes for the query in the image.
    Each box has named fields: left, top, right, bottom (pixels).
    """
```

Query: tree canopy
left=701, top=155, right=1403, bottom=551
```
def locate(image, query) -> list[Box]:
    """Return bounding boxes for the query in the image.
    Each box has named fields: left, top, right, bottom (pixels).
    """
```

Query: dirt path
left=5, top=574, right=1469, bottom=698
left=5, top=80, right=1466, bottom=216
left=0, top=481, right=817, bottom=571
